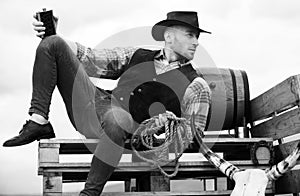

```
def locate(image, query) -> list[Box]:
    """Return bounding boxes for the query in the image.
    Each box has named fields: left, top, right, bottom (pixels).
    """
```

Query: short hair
left=163, top=25, right=199, bottom=40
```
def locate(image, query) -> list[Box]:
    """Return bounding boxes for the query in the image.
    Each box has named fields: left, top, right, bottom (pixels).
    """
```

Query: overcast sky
left=0, top=0, right=300, bottom=194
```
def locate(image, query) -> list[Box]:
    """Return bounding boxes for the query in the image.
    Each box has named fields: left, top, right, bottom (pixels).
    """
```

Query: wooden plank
left=39, top=139, right=99, bottom=144
left=43, top=172, right=62, bottom=193
left=39, top=166, right=271, bottom=183
left=204, top=179, right=215, bottom=191
left=86, top=191, right=234, bottom=196
left=59, top=189, right=275, bottom=196
left=251, top=74, right=300, bottom=121
left=39, top=138, right=273, bottom=144
left=216, top=177, right=227, bottom=191
left=39, top=138, right=272, bottom=155
left=39, top=160, right=270, bottom=169
left=39, top=146, right=59, bottom=164
left=150, top=171, right=170, bottom=191
left=38, top=160, right=270, bottom=181
left=250, top=107, right=300, bottom=140
left=40, top=142, right=60, bottom=148
left=44, top=194, right=62, bottom=196
left=124, top=178, right=135, bottom=192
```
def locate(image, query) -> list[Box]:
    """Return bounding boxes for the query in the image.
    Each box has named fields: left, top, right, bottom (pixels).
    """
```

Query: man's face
left=166, top=25, right=199, bottom=61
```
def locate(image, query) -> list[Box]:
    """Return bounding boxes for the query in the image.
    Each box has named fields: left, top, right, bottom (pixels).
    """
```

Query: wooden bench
left=38, top=137, right=275, bottom=196
left=37, top=73, right=300, bottom=195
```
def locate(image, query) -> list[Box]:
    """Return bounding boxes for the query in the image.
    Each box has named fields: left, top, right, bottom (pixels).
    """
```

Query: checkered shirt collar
left=154, top=49, right=191, bottom=67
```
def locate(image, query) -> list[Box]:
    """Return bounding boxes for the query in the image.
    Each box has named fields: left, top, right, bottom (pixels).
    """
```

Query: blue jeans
left=29, top=35, right=133, bottom=195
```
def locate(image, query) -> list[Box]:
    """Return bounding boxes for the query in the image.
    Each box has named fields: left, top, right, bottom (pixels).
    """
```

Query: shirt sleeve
left=76, top=42, right=138, bottom=79
left=181, top=77, right=211, bottom=138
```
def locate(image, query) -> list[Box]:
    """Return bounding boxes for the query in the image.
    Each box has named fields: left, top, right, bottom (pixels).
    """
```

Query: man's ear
left=164, top=29, right=173, bottom=44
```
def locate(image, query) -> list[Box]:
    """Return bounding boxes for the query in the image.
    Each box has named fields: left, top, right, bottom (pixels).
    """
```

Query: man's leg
left=3, top=35, right=101, bottom=145
left=80, top=107, right=134, bottom=196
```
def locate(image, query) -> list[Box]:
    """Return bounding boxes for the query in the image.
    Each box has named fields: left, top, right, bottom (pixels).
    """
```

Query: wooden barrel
left=196, top=67, right=250, bottom=131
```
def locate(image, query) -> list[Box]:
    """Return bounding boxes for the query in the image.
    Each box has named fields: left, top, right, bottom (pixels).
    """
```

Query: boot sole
left=3, top=133, right=56, bottom=147
left=37, top=133, right=56, bottom=141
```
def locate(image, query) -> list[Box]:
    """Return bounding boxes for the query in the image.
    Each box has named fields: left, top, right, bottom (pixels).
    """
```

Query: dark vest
left=112, top=48, right=199, bottom=123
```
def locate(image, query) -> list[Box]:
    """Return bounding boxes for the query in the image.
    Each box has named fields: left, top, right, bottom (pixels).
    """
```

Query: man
left=3, top=11, right=211, bottom=195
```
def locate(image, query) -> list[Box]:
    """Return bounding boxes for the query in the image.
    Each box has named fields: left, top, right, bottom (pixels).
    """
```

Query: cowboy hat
left=152, top=11, right=211, bottom=41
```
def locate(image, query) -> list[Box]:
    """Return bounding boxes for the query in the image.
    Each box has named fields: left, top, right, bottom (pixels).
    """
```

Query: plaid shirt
left=76, top=43, right=211, bottom=133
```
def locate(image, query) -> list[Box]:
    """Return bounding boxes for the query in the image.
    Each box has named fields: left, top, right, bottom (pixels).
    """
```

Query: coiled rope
left=131, top=112, right=193, bottom=178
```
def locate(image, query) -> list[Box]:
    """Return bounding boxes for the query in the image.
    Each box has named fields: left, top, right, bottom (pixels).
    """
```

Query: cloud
left=249, top=0, right=300, bottom=22
left=196, top=1, right=300, bottom=97
left=0, top=31, right=36, bottom=95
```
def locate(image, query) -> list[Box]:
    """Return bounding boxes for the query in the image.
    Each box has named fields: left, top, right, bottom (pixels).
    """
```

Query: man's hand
left=32, top=12, right=77, bottom=55
left=32, top=13, right=58, bottom=38
left=155, top=114, right=168, bottom=127
left=154, top=111, right=176, bottom=127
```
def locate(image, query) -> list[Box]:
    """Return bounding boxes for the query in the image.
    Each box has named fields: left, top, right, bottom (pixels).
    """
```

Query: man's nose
left=192, top=37, right=199, bottom=47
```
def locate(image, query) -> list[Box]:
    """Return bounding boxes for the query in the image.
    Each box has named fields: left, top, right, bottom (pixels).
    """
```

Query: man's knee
left=102, top=107, right=134, bottom=142
left=36, top=35, right=66, bottom=54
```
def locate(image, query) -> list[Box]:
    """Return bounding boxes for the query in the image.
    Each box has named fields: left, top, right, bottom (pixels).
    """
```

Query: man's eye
left=187, top=33, right=194, bottom=37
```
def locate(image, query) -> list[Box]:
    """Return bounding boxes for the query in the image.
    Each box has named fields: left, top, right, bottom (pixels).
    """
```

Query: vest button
left=137, top=88, right=142, bottom=92
left=120, top=97, right=124, bottom=101
left=130, top=92, right=134, bottom=96
left=153, top=78, right=157, bottom=81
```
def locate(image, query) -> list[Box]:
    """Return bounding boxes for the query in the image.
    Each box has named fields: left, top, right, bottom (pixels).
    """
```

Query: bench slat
left=53, top=190, right=275, bottom=196
left=40, top=138, right=273, bottom=144
left=251, top=74, right=300, bottom=122
left=103, top=190, right=275, bottom=196
left=39, top=160, right=270, bottom=168
left=38, top=160, right=271, bottom=181
left=39, top=138, right=273, bottom=155
left=250, top=107, right=300, bottom=140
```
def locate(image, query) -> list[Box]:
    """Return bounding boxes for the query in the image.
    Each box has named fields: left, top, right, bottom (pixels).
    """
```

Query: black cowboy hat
left=152, top=11, right=211, bottom=41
